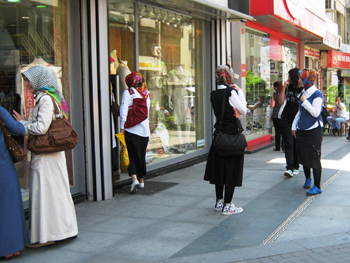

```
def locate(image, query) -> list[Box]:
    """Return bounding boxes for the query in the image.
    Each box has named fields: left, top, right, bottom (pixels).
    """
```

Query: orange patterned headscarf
left=299, top=69, right=317, bottom=90
left=125, top=71, right=148, bottom=99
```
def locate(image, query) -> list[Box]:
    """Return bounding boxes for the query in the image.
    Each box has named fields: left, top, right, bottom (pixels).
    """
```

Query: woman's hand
left=300, top=93, right=306, bottom=102
left=121, top=129, right=124, bottom=134
left=230, top=84, right=240, bottom=91
left=233, top=107, right=241, bottom=118
left=291, top=130, right=296, bottom=139
left=13, top=110, right=24, bottom=121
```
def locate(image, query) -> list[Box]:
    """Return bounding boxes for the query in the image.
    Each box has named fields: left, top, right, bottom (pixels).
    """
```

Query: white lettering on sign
left=286, top=0, right=305, bottom=20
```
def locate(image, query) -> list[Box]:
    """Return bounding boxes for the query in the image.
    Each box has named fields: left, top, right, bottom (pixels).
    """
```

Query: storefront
left=320, top=50, right=350, bottom=110
left=0, top=0, right=253, bottom=205
left=0, top=0, right=85, bottom=209
left=246, top=0, right=331, bottom=147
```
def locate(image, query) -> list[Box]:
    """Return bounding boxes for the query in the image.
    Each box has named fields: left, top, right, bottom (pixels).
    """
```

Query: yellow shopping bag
left=115, top=132, right=129, bottom=172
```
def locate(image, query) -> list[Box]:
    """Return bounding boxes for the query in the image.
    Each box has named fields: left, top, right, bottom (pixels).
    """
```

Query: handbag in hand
left=27, top=96, right=79, bottom=154
left=213, top=87, right=247, bottom=156
left=111, top=101, right=120, bottom=118
left=0, top=112, right=27, bottom=163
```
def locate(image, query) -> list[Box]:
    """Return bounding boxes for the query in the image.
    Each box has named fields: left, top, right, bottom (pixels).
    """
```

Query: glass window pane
left=245, top=30, right=270, bottom=140
left=138, top=4, right=204, bottom=164
left=0, top=0, right=72, bottom=205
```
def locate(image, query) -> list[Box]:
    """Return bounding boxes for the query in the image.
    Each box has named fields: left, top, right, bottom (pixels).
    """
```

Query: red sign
left=270, top=36, right=282, bottom=61
left=305, top=49, right=320, bottom=58
left=241, top=64, right=246, bottom=77
left=327, top=50, right=350, bottom=69
left=25, top=88, right=34, bottom=119
left=250, top=0, right=326, bottom=39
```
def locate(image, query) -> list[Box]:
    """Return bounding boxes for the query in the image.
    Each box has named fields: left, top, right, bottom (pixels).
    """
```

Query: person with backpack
left=120, top=72, right=150, bottom=193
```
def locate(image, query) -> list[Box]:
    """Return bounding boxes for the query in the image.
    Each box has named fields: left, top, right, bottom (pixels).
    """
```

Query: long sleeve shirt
left=120, top=87, right=150, bottom=137
left=292, top=86, right=323, bottom=130
left=217, top=84, right=247, bottom=115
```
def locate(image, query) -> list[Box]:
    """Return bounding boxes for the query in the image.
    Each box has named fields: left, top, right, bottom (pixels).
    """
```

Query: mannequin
left=167, top=65, right=194, bottom=148
left=109, top=49, right=131, bottom=102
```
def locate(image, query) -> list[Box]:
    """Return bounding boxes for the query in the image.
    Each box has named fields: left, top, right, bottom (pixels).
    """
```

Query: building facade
left=245, top=0, right=340, bottom=147
left=0, top=0, right=252, bottom=206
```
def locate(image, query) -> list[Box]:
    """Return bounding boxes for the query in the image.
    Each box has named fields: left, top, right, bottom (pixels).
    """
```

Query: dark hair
left=288, top=68, right=299, bottom=89
left=273, top=81, right=283, bottom=94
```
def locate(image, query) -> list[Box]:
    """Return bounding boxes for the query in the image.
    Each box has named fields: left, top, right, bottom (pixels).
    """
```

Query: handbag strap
left=218, top=87, right=230, bottom=132
left=36, top=95, right=61, bottom=116
left=0, top=112, right=5, bottom=132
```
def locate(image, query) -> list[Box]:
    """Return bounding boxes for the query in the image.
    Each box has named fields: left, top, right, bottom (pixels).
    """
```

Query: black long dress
left=204, top=87, right=244, bottom=187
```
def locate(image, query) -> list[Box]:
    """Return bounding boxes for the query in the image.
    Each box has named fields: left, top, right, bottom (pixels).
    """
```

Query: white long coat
left=20, top=93, right=78, bottom=243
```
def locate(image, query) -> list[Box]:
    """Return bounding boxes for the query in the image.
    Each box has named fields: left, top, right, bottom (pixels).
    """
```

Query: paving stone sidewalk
left=7, top=135, right=350, bottom=263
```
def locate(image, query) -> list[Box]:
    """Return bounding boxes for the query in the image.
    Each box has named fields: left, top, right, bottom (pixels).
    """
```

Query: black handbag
left=213, top=88, right=247, bottom=156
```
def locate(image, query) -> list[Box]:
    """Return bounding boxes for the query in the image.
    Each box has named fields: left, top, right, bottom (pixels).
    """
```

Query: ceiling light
left=161, top=12, right=168, bottom=23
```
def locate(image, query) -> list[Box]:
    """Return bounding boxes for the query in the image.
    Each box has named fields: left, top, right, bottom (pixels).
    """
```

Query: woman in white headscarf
left=13, top=66, right=78, bottom=248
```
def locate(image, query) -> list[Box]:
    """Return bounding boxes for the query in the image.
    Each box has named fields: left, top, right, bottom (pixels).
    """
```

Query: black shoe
left=347, top=137, right=350, bottom=141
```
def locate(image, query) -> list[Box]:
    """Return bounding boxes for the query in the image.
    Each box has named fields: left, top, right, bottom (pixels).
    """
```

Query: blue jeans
left=327, top=116, right=346, bottom=130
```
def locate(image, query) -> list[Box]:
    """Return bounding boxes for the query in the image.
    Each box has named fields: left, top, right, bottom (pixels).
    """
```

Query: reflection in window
left=245, top=31, right=270, bottom=140
left=138, top=4, right=204, bottom=164
left=109, top=2, right=204, bottom=168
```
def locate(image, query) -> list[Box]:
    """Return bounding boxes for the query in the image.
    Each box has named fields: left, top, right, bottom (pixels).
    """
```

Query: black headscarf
left=288, top=68, right=299, bottom=89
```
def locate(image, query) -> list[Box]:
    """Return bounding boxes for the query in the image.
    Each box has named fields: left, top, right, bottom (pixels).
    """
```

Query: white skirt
left=29, top=151, right=78, bottom=243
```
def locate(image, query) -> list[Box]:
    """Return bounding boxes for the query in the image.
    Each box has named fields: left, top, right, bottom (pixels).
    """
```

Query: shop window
left=108, top=2, right=204, bottom=171
left=245, top=29, right=270, bottom=141
left=138, top=4, right=204, bottom=164
left=0, top=0, right=72, bottom=207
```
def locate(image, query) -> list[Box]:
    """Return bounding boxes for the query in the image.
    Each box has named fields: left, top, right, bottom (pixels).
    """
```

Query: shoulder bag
left=124, top=89, right=148, bottom=129
left=0, top=112, right=27, bottom=163
left=213, top=88, right=247, bottom=156
left=27, top=96, right=79, bottom=154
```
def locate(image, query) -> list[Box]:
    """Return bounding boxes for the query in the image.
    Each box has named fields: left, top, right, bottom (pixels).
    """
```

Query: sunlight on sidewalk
left=267, top=152, right=350, bottom=172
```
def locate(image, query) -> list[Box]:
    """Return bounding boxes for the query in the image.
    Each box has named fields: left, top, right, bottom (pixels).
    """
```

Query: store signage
left=327, top=50, right=350, bottom=69
left=340, top=43, right=350, bottom=54
left=241, top=64, right=246, bottom=77
left=285, top=0, right=305, bottom=20
left=323, top=17, right=340, bottom=49
left=305, top=49, right=320, bottom=58
left=25, top=88, right=34, bottom=119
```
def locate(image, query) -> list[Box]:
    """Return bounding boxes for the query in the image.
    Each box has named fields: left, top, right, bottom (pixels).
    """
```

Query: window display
left=109, top=1, right=205, bottom=169
left=0, top=0, right=72, bottom=206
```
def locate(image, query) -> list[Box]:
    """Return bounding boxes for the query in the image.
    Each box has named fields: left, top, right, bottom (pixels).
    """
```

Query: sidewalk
left=7, top=135, right=350, bottom=263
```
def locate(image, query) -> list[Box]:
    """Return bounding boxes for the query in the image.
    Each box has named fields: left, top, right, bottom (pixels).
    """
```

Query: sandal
left=3, top=254, right=14, bottom=260
left=3, top=251, right=22, bottom=260
left=273, top=147, right=280, bottom=151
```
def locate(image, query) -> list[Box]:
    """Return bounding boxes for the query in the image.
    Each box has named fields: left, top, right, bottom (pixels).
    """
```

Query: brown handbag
left=0, top=112, right=27, bottom=163
left=27, top=96, right=79, bottom=154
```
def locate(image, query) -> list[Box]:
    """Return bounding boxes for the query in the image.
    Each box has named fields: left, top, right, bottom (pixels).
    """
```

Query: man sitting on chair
left=327, top=97, right=347, bottom=133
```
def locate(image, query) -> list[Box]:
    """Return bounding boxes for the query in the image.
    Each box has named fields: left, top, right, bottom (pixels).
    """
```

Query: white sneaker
left=214, top=199, right=224, bottom=211
left=139, top=183, right=144, bottom=188
left=222, top=203, right=243, bottom=216
left=293, top=169, right=299, bottom=175
left=130, top=180, right=139, bottom=193
left=284, top=170, right=293, bottom=177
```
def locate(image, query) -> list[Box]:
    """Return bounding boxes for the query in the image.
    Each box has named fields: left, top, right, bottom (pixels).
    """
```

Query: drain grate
left=260, top=170, right=344, bottom=245
left=114, top=181, right=178, bottom=196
